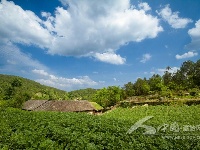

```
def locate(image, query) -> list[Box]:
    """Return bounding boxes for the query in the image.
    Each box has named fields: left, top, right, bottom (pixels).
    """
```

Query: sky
left=0, top=0, right=200, bottom=91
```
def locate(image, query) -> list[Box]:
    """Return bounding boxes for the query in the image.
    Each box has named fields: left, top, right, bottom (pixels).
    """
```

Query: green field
left=0, top=105, right=200, bottom=149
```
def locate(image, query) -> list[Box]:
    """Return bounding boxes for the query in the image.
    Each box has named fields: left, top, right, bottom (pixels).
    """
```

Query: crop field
left=0, top=105, right=200, bottom=149
left=102, top=105, right=200, bottom=124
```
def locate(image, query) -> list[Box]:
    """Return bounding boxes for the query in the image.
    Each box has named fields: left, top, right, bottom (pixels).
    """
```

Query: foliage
left=92, top=86, right=123, bottom=108
left=189, top=88, right=199, bottom=97
left=0, top=74, right=69, bottom=106
left=133, top=78, right=150, bottom=96
left=148, top=74, right=163, bottom=91
left=89, top=102, right=103, bottom=111
left=171, top=60, right=197, bottom=90
left=11, top=78, right=22, bottom=87
left=122, top=59, right=200, bottom=100
left=1, top=58, right=200, bottom=109
left=159, top=86, right=173, bottom=98
left=0, top=106, right=200, bottom=149
left=103, top=105, right=200, bottom=148
left=68, top=88, right=97, bottom=100
left=102, top=105, right=200, bottom=124
left=123, top=82, right=135, bottom=98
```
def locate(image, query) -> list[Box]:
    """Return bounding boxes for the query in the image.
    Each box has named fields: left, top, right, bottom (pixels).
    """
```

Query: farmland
left=0, top=58, right=200, bottom=149
left=0, top=105, right=200, bottom=149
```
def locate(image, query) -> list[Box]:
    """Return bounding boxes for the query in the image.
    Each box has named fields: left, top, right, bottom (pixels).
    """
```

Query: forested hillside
left=91, top=59, right=200, bottom=108
left=0, top=59, right=200, bottom=109
left=68, top=88, right=98, bottom=100
left=0, top=74, right=68, bottom=107
left=123, top=59, right=200, bottom=98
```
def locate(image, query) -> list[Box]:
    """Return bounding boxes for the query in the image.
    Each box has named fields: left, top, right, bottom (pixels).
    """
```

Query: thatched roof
left=22, top=100, right=48, bottom=111
left=22, top=100, right=99, bottom=112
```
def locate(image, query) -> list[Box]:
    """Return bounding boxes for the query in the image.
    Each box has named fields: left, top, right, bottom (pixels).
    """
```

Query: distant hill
left=68, top=88, right=98, bottom=100
left=0, top=74, right=100, bottom=108
left=0, top=74, right=68, bottom=101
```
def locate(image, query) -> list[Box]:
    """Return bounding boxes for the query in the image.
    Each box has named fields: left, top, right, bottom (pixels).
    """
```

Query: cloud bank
left=32, top=69, right=97, bottom=91
left=0, top=44, right=47, bottom=73
left=0, top=0, right=52, bottom=47
left=0, top=0, right=163, bottom=64
left=176, top=51, right=198, bottom=59
left=186, top=20, right=200, bottom=50
left=94, top=52, right=126, bottom=65
left=157, top=5, right=192, bottom=29
left=150, top=67, right=179, bottom=76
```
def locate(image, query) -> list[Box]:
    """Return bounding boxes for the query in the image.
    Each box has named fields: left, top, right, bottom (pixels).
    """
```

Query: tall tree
left=166, top=66, right=171, bottom=71
left=134, top=78, right=150, bottom=95
left=123, top=82, right=135, bottom=97
left=172, top=60, right=195, bottom=89
left=92, top=86, right=123, bottom=107
left=163, top=67, right=173, bottom=87
left=148, top=74, right=163, bottom=92
left=193, top=60, right=200, bottom=87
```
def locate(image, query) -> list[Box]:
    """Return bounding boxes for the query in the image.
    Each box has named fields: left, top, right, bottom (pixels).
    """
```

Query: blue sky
left=0, top=0, right=200, bottom=91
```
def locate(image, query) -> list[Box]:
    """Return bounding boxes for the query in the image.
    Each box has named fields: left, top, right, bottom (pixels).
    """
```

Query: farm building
left=22, top=100, right=103, bottom=113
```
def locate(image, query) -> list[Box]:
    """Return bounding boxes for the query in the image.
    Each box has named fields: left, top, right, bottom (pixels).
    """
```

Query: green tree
left=148, top=74, right=163, bottom=92
left=134, top=78, right=150, bottom=96
left=48, top=89, right=57, bottom=100
left=3, top=78, right=30, bottom=107
left=123, top=82, right=135, bottom=97
left=11, top=78, right=22, bottom=87
left=92, top=86, right=123, bottom=108
left=4, top=86, right=14, bottom=100
left=10, top=92, right=32, bottom=108
left=107, top=86, right=123, bottom=106
left=4, top=78, right=22, bottom=100
left=193, top=60, right=200, bottom=87
left=172, top=60, right=195, bottom=89
left=163, top=67, right=173, bottom=86
left=159, top=86, right=172, bottom=98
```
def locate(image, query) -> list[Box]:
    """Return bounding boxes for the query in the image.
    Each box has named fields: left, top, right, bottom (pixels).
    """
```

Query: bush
left=189, top=88, right=199, bottom=97
left=92, top=86, right=123, bottom=108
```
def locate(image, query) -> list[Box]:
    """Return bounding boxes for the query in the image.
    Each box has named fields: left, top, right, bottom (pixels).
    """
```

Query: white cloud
left=138, top=2, right=151, bottom=12
left=175, top=51, right=198, bottom=59
left=93, top=71, right=98, bottom=74
left=94, top=52, right=126, bottom=65
left=170, top=67, right=179, bottom=73
left=7, top=59, right=17, bottom=65
left=140, top=53, right=152, bottom=63
left=149, top=67, right=179, bottom=76
left=0, top=0, right=52, bottom=48
left=0, top=43, right=98, bottom=91
left=157, top=67, right=179, bottom=75
left=186, top=20, right=200, bottom=50
left=0, top=0, right=163, bottom=64
left=150, top=71, right=155, bottom=75
left=0, top=44, right=47, bottom=73
left=157, top=5, right=192, bottom=29
left=32, top=69, right=98, bottom=90
left=32, top=69, right=49, bottom=76
left=47, top=0, right=162, bottom=57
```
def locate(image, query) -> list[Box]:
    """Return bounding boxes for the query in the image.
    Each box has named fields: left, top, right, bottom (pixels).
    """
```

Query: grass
left=90, top=102, right=103, bottom=110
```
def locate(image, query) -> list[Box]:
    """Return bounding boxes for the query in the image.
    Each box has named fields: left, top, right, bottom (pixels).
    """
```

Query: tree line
left=0, top=59, right=200, bottom=108
left=92, top=59, right=200, bottom=107
left=0, top=75, right=69, bottom=107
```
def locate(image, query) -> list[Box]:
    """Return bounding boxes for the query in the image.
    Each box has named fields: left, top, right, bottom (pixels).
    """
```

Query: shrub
left=189, top=88, right=199, bottom=97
